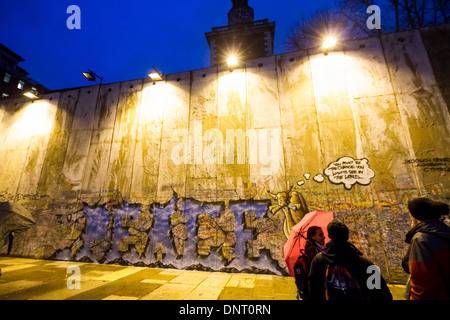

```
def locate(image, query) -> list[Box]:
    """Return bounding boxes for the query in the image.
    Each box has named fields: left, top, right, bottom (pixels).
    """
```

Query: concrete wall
left=1, top=26, right=449, bottom=281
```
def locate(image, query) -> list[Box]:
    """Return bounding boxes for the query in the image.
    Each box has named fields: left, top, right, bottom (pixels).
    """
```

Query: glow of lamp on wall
left=14, top=101, right=55, bottom=137
left=140, top=82, right=166, bottom=123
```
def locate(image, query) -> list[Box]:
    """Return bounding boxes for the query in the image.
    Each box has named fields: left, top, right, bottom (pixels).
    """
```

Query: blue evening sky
left=0, top=0, right=338, bottom=90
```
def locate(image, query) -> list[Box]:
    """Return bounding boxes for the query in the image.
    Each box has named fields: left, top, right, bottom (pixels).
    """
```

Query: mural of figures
left=267, top=185, right=309, bottom=238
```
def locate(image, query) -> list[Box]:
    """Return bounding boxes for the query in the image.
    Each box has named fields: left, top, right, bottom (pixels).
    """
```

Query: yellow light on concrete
left=227, top=55, right=238, bottom=68
left=23, top=91, right=39, bottom=99
left=141, top=82, right=167, bottom=123
left=14, top=101, right=55, bottom=137
left=309, top=52, right=349, bottom=99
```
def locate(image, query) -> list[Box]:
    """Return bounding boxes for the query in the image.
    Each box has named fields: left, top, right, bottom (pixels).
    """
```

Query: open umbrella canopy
left=0, top=202, right=36, bottom=248
left=284, top=211, right=333, bottom=277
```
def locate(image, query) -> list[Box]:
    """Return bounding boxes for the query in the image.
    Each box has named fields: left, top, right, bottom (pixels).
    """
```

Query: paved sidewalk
left=0, top=256, right=406, bottom=300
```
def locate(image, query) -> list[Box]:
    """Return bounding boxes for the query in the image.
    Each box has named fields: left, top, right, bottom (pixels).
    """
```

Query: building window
left=3, top=73, right=11, bottom=83
left=17, top=80, right=24, bottom=90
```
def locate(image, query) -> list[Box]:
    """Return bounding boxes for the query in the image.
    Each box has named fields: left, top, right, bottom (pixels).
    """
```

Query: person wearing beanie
left=307, top=220, right=392, bottom=300
left=404, top=197, right=450, bottom=300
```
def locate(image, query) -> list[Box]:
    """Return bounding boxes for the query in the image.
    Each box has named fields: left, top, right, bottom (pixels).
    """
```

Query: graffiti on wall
left=33, top=155, right=375, bottom=274
left=267, top=185, right=309, bottom=238
left=5, top=154, right=446, bottom=282
left=293, top=157, right=375, bottom=191
left=403, top=158, right=450, bottom=172
left=324, top=157, right=375, bottom=190
left=1, top=155, right=380, bottom=275
left=47, top=191, right=306, bottom=274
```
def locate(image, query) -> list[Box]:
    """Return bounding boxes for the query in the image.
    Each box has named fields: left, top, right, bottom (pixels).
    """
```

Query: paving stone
left=140, top=279, right=168, bottom=285
left=102, top=294, right=139, bottom=300
left=140, top=283, right=197, bottom=300
left=0, top=280, right=43, bottom=295
left=218, top=287, right=254, bottom=300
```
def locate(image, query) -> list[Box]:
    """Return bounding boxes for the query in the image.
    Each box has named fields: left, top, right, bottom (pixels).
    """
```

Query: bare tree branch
left=285, top=0, right=449, bottom=51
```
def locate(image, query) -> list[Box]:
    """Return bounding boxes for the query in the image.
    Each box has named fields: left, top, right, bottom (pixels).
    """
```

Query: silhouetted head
left=408, top=197, right=449, bottom=221
left=327, top=220, right=349, bottom=244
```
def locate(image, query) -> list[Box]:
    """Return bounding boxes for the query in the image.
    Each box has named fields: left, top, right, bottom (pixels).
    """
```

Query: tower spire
left=228, top=0, right=254, bottom=26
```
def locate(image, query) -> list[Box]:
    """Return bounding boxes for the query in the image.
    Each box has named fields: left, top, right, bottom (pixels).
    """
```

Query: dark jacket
left=304, top=241, right=321, bottom=274
left=405, top=220, right=450, bottom=300
left=308, top=240, right=392, bottom=300
left=402, top=246, right=411, bottom=274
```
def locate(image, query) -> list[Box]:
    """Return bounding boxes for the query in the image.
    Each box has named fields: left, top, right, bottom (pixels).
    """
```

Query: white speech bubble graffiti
left=323, top=156, right=375, bottom=190
left=313, top=174, right=325, bottom=183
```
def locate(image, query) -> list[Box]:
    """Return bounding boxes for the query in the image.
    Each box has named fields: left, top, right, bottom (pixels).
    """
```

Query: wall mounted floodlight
left=83, top=69, right=103, bottom=85
left=227, top=55, right=238, bottom=67
left=148, top=66, right=163, bottom=81
left=226, top=55, right=239, bottom=71
left=23, top=89, right=39, bottom=99
left=322, top=37, right=337, bottom=56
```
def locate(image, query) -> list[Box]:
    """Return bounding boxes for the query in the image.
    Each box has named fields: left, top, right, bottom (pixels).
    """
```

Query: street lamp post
left=82, top=69, right=103, bottom=86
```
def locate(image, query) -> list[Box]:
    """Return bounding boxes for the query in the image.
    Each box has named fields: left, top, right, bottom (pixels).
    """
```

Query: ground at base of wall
left=0, top=256, right=406, bottom=300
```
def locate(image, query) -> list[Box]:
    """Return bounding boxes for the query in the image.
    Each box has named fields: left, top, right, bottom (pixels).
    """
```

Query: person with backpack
left=404, top=197, right=450, bottom=300
left=308, top=220, right=392, bottom=300
left=294, top=226, right=325, bottom=300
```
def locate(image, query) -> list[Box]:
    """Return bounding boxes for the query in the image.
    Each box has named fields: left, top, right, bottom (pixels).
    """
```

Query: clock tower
left=205, top=0, right=275, bottom=67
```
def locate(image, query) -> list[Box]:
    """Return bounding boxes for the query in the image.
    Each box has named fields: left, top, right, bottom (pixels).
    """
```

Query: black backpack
left=293, top=252, right=309, bottom=299
left=324, top=262, right=363, bottom=300
left=293, top=242, right=322, bottom=300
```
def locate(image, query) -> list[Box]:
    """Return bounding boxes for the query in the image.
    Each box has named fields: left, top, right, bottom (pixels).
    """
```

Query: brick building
left=0, top=43, right=48, bottom=99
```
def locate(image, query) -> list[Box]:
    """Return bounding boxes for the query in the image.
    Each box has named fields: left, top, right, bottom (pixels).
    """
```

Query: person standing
left=304, top=226, right=325, bottom=273
left=294, top=226, right=325, bottom=300
left=405, top=197, right=450, bottom=300
left=7, top=231, right=14, bottom=255
left=308, top=220, right=392, bottom=300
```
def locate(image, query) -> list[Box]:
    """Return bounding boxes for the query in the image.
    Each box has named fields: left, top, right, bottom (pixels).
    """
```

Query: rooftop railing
left=211, top=19, right=270, bottom=32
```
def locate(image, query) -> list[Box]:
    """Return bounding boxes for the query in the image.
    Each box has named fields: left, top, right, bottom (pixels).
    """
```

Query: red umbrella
left=284, top=211, right=333, bottom=276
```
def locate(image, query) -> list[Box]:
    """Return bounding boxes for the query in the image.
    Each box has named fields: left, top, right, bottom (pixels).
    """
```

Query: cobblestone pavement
left=0, top=256, right=406, bottom=300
